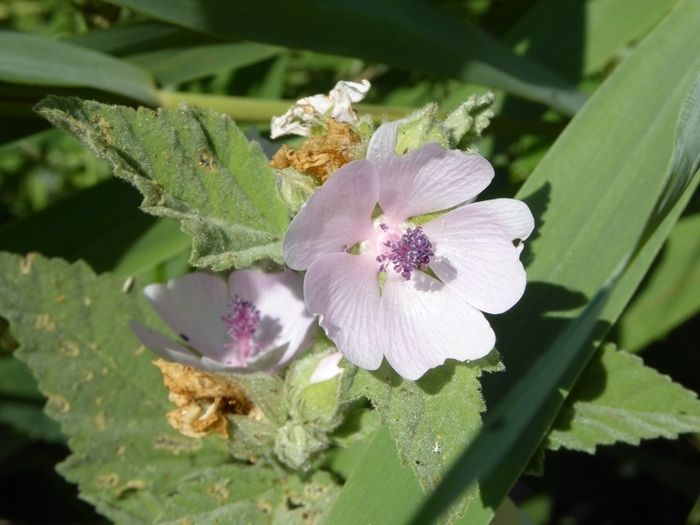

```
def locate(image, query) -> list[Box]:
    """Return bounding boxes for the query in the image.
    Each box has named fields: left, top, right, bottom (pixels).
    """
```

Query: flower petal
left=367, top=121, right=495, bottom=222
left=327, top=79, right=371, bottom=121
left=309, top=352, right=344, bottom=384
left=461, top=198, right=535, bottom=240
left=283, top=160, right=379, bottom=270
left=200, top=344, right=289, bottom=373
left=143, top=273, right=229, bottom=357
left=270, top=79, right=370, bottom=139
left=379, top=272, right=495, bottom=380
left=366, top=119, right=404, bottom=166
left=228, top=268, right=315, bottom=365
left=423, top=199, right=533, bottom=315
left=378, top=143, right=494, bottom=222
left=304, top=253, right=383, bottom=370
left=129, top=321, right=202, bottom=368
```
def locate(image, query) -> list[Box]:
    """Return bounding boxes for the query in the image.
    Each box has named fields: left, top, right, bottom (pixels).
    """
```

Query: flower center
left=222, top=295, right=261, bottom=363
left=376, top=224, right=434, bottom=280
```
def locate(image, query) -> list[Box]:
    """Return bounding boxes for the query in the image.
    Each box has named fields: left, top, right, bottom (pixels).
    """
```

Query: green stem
left=156, top=90, right=413, bottom=123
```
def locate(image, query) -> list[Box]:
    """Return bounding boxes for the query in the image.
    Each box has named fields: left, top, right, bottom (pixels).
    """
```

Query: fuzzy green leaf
left=35, top=97, right=290, bottom=271
left=275, top=349, right=352, bottom=471
left=0, top=252, right=337, bottom=523
left=547, top=344, right=700, bottom=453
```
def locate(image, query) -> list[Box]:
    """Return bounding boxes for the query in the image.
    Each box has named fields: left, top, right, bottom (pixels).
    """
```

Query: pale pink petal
left=228, top=269, right=315, bottom=365
left=309, top=352, right=344, bottom=384
left=129, top=321, right=202, bottom=368
left=283, top=160, right=379, bottom=270
left=423, top=199, right=533, bottom=315
left=279, top=323, right=317, bottom=369
left=304, top=253, right=383, bottom=370
left=378, top=144, right=494, bottom=223
left=143, top=273, right=229, bottom=356
left=460, top=199, right=535, bottom=241
left=200, top=344, right=288, bottom=373
left=366, top=119, right=404, bottom=166
left=379, top=273, right=495, bottom=380
left=367, top=121, right=494, bottom=222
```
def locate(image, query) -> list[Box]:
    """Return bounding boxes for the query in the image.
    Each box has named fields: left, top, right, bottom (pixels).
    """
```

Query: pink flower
left=130, top=270, right=315, bottom=373
left=283, top=120, right=534, bottom=380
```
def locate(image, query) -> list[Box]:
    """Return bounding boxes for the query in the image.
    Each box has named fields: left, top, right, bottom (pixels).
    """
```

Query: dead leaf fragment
left=270, top=119, right=361, bottom=182
left=154, top=359, right=252, bottom=439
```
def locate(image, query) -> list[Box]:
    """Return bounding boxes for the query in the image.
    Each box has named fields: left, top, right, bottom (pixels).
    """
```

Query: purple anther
left=222, top=295, right=261, bottom=360
left=378, top=226, right=434, bottom=280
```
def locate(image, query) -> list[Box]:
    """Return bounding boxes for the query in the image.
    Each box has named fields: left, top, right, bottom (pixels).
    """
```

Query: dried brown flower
left=154, top=359, right=252, bottom=439
left=270, top=119, right=361, bottom=182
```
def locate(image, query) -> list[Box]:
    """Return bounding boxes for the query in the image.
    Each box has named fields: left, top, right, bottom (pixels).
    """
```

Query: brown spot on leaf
left=153, top=359, right=252, bottom=439
left=19, top=253, right=38, bottom=274
left=95, top=473, right=120, bottom=489
left=34, top=314, right=55, bottom=332
left=207, top=479, right=230, bottom=503
left=94, top=412, right=106, bottom=432
left=92, top=114, right=115, bottom=146
left=255, top=499, right=273, bottom=514
left=47, top=394, right=70, bottom=413
left=153, top=434, right=203, bottom=455
left=199, top=151, right=216, bottom=171
left=54, top=294, right=66, bottom=303
left=115, top=479, right=146, bottom=497
left=305, top=483, right=328, bottom=498
left=60, top=340, right=80, bottom=357
left=270, top=119, right=361, bottom=182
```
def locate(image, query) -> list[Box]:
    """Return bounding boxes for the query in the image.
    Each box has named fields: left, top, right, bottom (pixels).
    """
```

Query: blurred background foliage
left=0, top=0, right=698, bottom=523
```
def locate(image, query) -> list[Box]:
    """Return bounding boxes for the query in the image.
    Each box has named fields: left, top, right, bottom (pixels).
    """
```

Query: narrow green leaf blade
left=324, top=428, right=424, bottom=524
left=0, top=357, right=42, bottom=400
left=65, top=20, right=206, bottom=56
left=0, top=178, right=188, bottom=278
left=35, top=97, right=290, bottom=271
left=128, top=42, right=281, bottom=85
left=0, top=356, right=63, bottom=442
left=105, top=0, right=585, bottom=115
left=412, top=284, right=614, bottom=524
left=506, top=0, right=679, bottom=80
left=619, top=214, right=700, bottom=351
left=0, top=399, right=64, bottom=443
left=0, top=31, right=157, bottom=105
left=547, top=344, right=700, bottom=453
